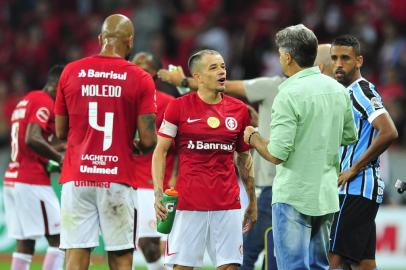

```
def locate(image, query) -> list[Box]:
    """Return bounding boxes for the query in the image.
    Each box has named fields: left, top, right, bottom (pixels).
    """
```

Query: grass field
left=0, top=261, right=219, bottom=270
left=0, top=255, right=403, bottom=270
left=0, top=261, right=404, bottom=270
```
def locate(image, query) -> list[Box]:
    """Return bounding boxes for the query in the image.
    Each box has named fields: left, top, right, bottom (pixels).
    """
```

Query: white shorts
left=3, top=182, right=61, bottom=240
left=133, top=188, right=164, bottom=241
left=165, top=209, right=243, bottom=268
left=60, top=181, right=135, bottom=251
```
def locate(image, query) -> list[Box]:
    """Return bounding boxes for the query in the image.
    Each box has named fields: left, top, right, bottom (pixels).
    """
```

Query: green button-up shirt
left=268, top=67, right=357, bottom=216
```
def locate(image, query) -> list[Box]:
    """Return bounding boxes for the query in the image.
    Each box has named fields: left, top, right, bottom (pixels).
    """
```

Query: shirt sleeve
left=244, top=76, right=283, bottom=103
left=236, top=105, right=251, bottom=153
left=158, top=99, right=180, bottom=138
left=28, top=97, right=52, bottom=130
left=138, top=73, right=157, bottom=115
left=341, top=91, right=358, bottom=146
left=267, top=91, right=297, bottom=161
left=352, top=80, right=386, bottom=123
left=54, top=68, right=68, bottom=116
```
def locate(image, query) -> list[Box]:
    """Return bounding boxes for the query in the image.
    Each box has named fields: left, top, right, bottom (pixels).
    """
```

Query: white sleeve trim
left=368, top=108, right=387, bottom=123
left=158, top=119, right=177, bottom=137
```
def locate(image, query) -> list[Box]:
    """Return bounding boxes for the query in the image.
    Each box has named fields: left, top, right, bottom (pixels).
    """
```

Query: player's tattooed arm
left=26, top=123, right=63, bottom=164
left=152, top=135, right=173, bottom=220
left=236, top=150, right=257, bottom=232
left=136, top=113, right=157, bottom=154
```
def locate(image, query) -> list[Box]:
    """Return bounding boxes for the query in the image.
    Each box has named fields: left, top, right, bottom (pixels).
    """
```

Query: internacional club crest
left=225, top=117, right=237, bottom=131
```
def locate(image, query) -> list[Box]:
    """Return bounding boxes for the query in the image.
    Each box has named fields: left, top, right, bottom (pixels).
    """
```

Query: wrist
left=350, top=165, right=359, bottom=175
left=248, top=131, right=258, bottom=145
left=180, top=77, right=189, bottom=88
left=59, top=155, right=64, bottom=165
left=154, top=188, right=162, bottom=196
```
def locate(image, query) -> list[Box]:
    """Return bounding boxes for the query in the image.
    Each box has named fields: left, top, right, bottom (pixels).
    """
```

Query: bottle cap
left=164, top=188, right=178, bottom=196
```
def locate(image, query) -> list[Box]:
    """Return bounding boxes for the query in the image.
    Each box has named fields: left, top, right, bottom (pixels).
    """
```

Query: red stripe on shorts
left=40, top=200, right=50, bottom=235
left=133, top=208, right=138, bottom=250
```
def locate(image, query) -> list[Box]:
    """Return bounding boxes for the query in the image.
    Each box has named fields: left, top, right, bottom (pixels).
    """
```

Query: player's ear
left=286, top=52, right=294, bottom=66
left=191, top=72, right=199, bottom=81
left=128, top=35, right=134, bottom=51
left=98, top=34, right=102, bottom=47
left=356, top=55, right=363, bottom=69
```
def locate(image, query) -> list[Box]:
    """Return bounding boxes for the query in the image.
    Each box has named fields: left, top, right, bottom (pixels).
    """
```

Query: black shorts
left=329, top=194, right=379, bottom=263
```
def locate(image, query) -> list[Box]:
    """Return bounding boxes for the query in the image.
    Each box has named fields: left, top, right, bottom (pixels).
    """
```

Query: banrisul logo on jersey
left=186, top=140, right=234, bottom=151
left=78, top=69, right=127, bottom=80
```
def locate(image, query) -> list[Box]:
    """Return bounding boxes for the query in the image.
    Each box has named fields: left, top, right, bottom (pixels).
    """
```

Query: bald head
left=314, top=44, right=333, bottom=77
left=99, top=14, right=134, bottom=57
left=101, top=14, right=134, bottom=40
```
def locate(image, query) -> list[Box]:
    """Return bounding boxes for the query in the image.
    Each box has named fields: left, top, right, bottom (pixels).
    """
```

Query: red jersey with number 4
left=133, top=91, right=175, bottom=189
left=4, top=91, right=54, bottom=185
left=54, top=55, right=156, bottom=185
left=158, top=92, right=250, bottom=210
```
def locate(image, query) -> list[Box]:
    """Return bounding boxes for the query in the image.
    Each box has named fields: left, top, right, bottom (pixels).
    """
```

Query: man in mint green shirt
left=244, top=24, right=357, bottom=270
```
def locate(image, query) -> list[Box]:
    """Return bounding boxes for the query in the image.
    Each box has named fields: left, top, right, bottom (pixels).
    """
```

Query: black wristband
left=248, top=131, right=258, bottom=145
left=180, top=78, right=189, bottom=88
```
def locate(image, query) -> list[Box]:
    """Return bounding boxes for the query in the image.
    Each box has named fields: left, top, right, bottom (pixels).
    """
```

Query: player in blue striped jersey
left=329, top=35, right=398, bottom=270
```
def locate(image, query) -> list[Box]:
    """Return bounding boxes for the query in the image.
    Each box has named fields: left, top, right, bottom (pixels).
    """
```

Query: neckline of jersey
left=195, top=92, right=224, bottom=106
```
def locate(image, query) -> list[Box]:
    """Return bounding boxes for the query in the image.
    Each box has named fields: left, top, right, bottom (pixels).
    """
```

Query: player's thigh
left=98, top=183, right=135, bottom=251
left=330, top=195, right=379, bottom=263
left=136, top=188, right=163, bottom=240
left=165, top=210, right=209, bottom=268
left=60, top=181, right=100, bottom=249
left=207, top=209, right=243, bottom=267
left=3, top=183, right=24, bottom=239
left=6, top=183, right=58, bottom=239
left=34, top=184, right=61, bottom=236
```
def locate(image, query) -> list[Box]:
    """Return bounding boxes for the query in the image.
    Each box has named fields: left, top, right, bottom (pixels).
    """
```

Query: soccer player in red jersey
left=3, top=65, right=65, bottom=270
left=54, top=14, right=157, bottom=270
left=131, top=52, right=176, bottom=270
left=152, top=49, right=257, bottom=269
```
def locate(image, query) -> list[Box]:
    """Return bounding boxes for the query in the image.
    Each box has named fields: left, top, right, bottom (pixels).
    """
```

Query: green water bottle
left=46, top=160, right=61, bottom=173
left=157, top=188, right=178, bottom=234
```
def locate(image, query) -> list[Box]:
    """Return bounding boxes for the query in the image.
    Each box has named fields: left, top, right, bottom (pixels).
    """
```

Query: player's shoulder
left=157, top=91, right=175, bottom=102
left=173, top=91, right=194, bottom=103
left=64, top=56, right=94, bottom=70
left=350, top=78, right=381, bottom=98
left=223, top=94, right=248, bottom=109
left=25, top=90, right=50, bottom=102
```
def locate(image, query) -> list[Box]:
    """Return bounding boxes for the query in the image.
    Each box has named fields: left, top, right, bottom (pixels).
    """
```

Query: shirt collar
left=279, top=66, right=321, bottom=90
left=347, top=77, right=365, bottom=89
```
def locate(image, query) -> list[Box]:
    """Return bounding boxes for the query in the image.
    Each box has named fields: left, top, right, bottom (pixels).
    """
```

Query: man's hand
left=244, top=126, right=257, bottom=145
left=133, top=139, right=143, bottom=155
left=154, top=191, right=168, bottom=221
left=157, top=66, right=186, bottom=86
left=53, top=142, right=67, bottom=152
left=168, top=175, right=177, bottom=188
left=338, top=167, right=358, bottom=189
left=242, top=202, right=257, bottom=233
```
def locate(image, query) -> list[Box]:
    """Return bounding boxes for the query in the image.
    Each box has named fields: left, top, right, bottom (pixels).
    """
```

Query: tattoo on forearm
left=237, top=153, right=256, bottom=201
left=138, top=113, right=157, bottom=153
left=140, top=114, right=156, bottom=133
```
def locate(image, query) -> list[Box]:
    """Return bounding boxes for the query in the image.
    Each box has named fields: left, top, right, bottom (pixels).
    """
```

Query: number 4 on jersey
left=88, top=102, right=114, bottom=151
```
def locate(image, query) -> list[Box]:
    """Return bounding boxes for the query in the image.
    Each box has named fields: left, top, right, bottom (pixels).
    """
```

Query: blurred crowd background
left=0, top=0, right=405, bottom=204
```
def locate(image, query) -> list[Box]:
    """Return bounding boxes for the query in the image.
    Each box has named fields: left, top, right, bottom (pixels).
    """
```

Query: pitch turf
left=0, top=261, right=223, bottom=270
left=0, top=261, right=403, bottom=270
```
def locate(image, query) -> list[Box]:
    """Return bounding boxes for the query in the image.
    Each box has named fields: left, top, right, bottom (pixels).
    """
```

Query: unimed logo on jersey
left=187, top=140, right=234, bottom=151
left=78, top=69, right=127, bottom=80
